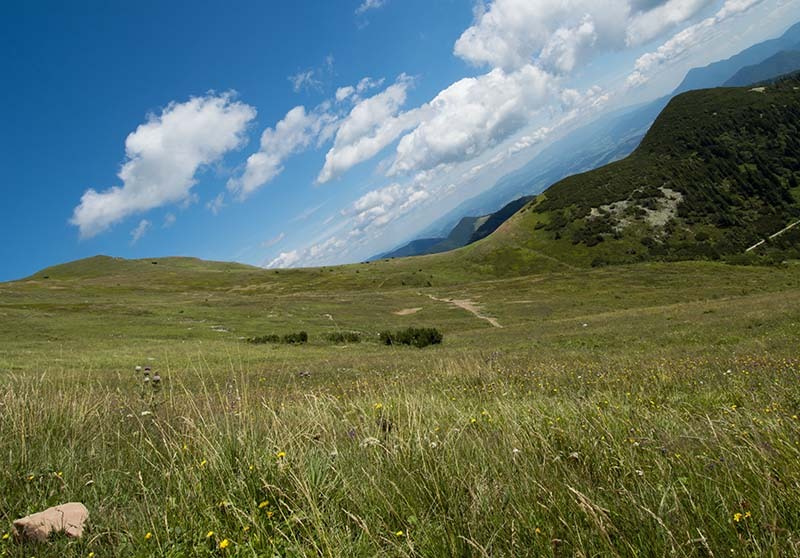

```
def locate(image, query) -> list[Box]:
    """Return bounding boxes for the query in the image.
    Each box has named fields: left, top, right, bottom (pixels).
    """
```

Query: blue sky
left=1, top=0, right=798, bottom=280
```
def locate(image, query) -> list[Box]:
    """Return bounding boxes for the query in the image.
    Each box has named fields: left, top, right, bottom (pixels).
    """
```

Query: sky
left=1, top=0, right=799, bottom=281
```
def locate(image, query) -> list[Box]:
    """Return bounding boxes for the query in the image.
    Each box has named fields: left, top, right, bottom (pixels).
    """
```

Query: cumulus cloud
left=626, top=0, right=715, bottom=45
left=335, top=77, right=386, bottom=104
left=130, top=219, right=151, bottom=244
left=349, top=181, right=430, bottom=231
left=70, top=93, right=255, bottom=238
left=227, top=105, right=337, bottom=199
left=318, top=75, right=420, bottom=183
left=266, top=250, right=301, bottom=269
left=356, top=0, right=387, bottom=15
left=627, top=0, right=766, bottom=86
left=453, top=0, right=712, bottom=72
left=389, top=65, right=557, bottom=176
left=335, top=86, right=356, bottom=102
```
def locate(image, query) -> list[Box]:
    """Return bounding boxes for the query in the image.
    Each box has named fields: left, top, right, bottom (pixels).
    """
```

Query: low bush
left=379, top=327, right=443, bottom=348
left=282, top=331, right=308, bottom=344
left=325, top=331, right=361, bottom=344
left=247, top=331, right=308, bottom=345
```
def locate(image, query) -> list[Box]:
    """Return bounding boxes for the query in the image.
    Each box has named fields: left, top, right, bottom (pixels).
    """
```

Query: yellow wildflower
left=733, top=513, right=743, bottom=523
left=1, top=533, right=9, bottom=541
left=745, top=511, right=752, bottom=519
left=276, top=451, right=286, bottom=459
left=259, top=500, right=269, bottom=509
left=144, top=532, right=153, bottom=540
left=219, top=539, right=230, bottom=549
left=395, top=530, right=404, bottom=537
left=206, top=530, right=215, bottom=538
left=535, top=528, right=541, bottom=535
left=199, top=459, right=207, bottom=468
left=374, top=403, right=383, bottom=410
left=88, top=553, right=95, bottom=558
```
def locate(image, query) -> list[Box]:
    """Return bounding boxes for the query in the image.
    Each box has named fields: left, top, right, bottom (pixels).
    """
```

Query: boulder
left=12, top=502, right=89, bottom=542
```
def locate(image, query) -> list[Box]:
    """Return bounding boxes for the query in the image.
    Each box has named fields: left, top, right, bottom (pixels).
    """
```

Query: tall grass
left=2, top=353, right=799, bottom=556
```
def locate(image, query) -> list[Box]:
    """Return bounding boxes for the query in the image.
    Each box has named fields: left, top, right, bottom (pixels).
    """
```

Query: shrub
left=247, top=331, right=308, bottom=345
left=379, top=327, right=443, bottom=349
left=282, top=331, right=309, bottom=344
left=325, top=332, right=361, bottom=344
left=247, top=334, right=281, bottom=344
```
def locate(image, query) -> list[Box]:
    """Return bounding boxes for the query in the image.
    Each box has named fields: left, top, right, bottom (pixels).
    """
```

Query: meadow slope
left=1, top=257, right=800, bottom=556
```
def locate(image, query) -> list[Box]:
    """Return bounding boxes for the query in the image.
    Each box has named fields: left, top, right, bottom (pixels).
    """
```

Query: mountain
left=465, top=76, right=800, bottom=272
left=674, top=22, right=800, bottom=93
left=724, top=49, right=800, bottom=86
left=405, top=22, right=800, bottom=253
left=469, top=196, right=536, bottom=244
left=374, top=215, right=489, bottom=260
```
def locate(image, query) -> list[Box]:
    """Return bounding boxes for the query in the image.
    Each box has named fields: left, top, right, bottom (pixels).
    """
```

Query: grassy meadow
left=1, top=256, right=800, bottom=556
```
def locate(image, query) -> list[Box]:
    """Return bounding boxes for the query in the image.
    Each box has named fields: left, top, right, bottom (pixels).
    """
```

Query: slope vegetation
left=469, top=76, right=800, bottom=269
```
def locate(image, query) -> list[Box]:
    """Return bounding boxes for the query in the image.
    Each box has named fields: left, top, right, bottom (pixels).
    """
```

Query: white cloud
left=336, top=86, right=356, bottom=102
left=206, top=192, right=226, bottom=215
left=453, top=0, right=712, bottom=72
left=390, top=65, right=557, bottom=176
left=356, top=0, right=387, bottom=15
left=266, top=250, right=301, bottom=269
left=335, top=77, right=385, bottom=104
left=290, top=203, right=325, bottom=223
left=626, top=0, right=714, bottom=45
left=350, top=182, right=429, bottom=231
left=228, top=105, right=337, bottom=199
left=130, top=219, right=151, bottom=244
left=261, top=232, right=285, bottom=248
left=318, top=75, right=420, bottom=183
left=70, top=93, right=255, bottom=238
left=163, top=213, right=176, bottom=228
left=289, top=70, right=321, bottom=93
left=627, top=0, right=766, bottom=86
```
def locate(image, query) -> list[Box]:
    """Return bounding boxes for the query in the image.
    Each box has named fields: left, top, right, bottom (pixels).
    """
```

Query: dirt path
left=394, top=307, right=423, bottom=316
left=746, top=219, right=800, bottom=252
left=426, top=295, right=503, bottom=328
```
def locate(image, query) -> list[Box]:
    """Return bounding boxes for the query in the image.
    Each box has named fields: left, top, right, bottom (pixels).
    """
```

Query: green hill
left=467, top=76, right=800, bottom=269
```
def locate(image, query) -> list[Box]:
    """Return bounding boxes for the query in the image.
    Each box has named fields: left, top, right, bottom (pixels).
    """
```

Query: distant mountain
left=374, top=215, right=489, bottom=260
left=398, top=22, right=800, bottom=257
left=724, top=49, right=800, bottom=86
left=674, top=22, right=800, bottom=93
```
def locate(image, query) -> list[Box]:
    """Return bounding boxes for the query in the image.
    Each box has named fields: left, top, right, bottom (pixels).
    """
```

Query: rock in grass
left=12, top=502, right=89, bottom=542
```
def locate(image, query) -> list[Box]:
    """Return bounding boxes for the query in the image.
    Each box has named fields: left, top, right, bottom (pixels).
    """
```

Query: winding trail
left=426, top=294, right=503, bottom=328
